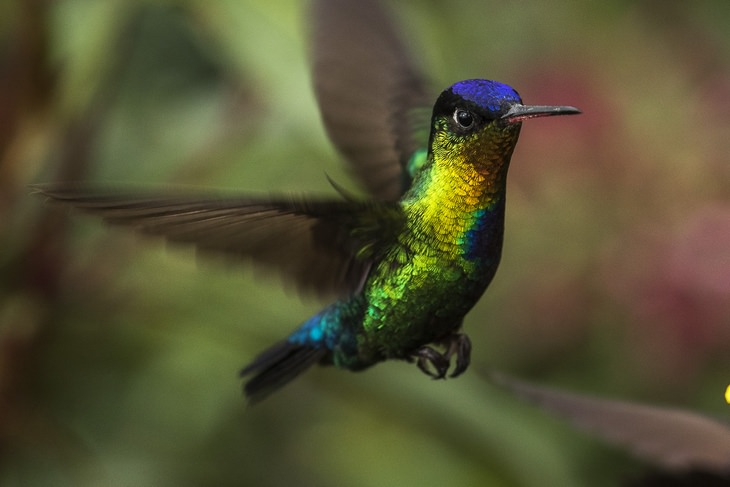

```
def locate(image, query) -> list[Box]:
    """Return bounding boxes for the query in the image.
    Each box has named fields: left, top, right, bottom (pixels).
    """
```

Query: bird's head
left=429, top=79, right=580, bottom=172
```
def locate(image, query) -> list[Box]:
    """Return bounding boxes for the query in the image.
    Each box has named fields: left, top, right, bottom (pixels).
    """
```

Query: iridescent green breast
left=347, top=91, right=522, bottom=364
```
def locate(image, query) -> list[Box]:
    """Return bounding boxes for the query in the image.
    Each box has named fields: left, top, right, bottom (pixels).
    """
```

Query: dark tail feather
left=240, top=341, right=327, bottom=404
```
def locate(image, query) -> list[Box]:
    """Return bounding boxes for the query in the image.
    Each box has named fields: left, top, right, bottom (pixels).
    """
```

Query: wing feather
left=493, top=373, right=730, bottom=472
left=35, top=184, right=404, bottom=298
left=312, top=0, right=431, bottom=200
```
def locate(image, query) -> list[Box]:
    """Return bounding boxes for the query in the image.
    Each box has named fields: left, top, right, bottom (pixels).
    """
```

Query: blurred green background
left=2, top=0, right=730, bottom=485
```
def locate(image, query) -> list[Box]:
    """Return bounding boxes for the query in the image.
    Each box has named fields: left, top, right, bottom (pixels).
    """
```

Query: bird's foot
left=446, top=333, right=471, bottom=378
left=414, top=346, right=451, bottom=379
left=412, top=333, right=472, bottom=379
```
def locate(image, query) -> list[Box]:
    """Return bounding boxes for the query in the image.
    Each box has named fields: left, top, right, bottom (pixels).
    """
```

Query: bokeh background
left=2, top=0, right=730, bottom=485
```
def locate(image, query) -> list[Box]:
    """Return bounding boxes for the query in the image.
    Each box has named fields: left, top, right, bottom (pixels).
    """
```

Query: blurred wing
left=312, top=0, right=431, bottom=201
left=492, top=373, right=730, bottom=472
left=35, top=184, right=404, bottom=298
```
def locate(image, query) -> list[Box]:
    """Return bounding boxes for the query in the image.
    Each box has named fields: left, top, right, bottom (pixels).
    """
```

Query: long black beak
left=502, top=104, right=581, bottom=124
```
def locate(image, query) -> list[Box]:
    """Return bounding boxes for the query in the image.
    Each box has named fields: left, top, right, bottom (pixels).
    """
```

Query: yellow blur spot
left=725, top=385, right=730, bottom=404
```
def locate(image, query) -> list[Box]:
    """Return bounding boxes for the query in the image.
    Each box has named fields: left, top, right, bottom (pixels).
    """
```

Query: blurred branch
left=0, top=0, right=54, bottom=213
left=0, top=2, right=147, bottom=478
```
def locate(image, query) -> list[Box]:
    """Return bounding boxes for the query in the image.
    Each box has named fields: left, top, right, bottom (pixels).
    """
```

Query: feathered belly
left=357, top=250, right=496, bottom=360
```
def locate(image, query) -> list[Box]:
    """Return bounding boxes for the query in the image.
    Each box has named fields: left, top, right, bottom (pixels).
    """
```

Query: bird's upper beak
left=502, top=104, right=581, bottom=124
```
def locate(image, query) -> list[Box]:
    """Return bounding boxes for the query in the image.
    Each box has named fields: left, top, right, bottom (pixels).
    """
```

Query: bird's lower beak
left=502, top=104, right=581, bottom=124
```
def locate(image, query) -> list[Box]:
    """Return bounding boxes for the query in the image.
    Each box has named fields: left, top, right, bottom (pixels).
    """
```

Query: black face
left=431, top=80, right=579, bottom=136
left=432, top=88, right=515, bottom=137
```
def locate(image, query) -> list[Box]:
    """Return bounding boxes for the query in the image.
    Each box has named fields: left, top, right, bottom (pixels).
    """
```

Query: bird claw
left=412, top=333, right=472, bottom=379
left=448, top=333, right=471, bottom=378
left=415, top=346, right=451, bottom=379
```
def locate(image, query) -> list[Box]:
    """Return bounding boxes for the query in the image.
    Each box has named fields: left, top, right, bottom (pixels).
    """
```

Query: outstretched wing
left=312, top=0, right=431, bottom=201
left=492, top=372, right=730, bottom=472
left=35, top=184, right=404, bottom=298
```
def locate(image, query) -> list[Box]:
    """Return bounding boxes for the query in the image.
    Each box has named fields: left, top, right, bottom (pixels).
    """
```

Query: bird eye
left=453, top=109, right=475, bottom=129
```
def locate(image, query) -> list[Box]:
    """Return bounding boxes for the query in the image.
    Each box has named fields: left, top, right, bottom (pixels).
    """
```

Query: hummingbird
left=35, top=0, right=580, bottom=403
